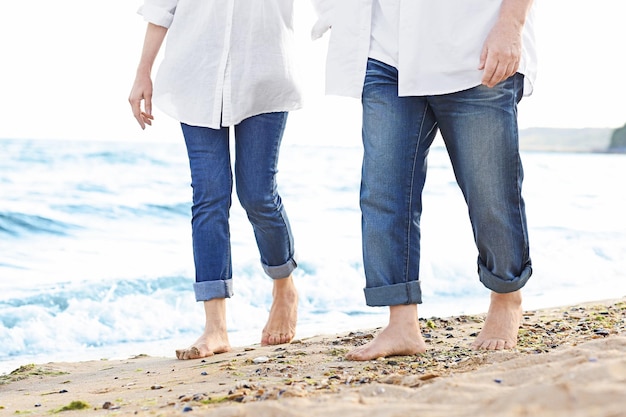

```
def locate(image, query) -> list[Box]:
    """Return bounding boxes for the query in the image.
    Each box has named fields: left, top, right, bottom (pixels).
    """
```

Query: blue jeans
left=181, top=112, right=297, bottom=302
left=361, top=58, right=532, bottom=307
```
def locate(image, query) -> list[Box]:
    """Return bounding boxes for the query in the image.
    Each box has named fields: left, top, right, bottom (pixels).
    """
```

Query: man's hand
left=479, top=18, right=523, bottom=88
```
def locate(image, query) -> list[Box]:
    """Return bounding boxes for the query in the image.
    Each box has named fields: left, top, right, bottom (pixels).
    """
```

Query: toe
left=176, top=346, right=214, bottom=360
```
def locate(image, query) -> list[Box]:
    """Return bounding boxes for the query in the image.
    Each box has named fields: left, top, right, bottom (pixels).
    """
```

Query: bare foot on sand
left=261, top=275, right=298, bottom=346
left=176, top=298, right=232, bottom=360
left=346, top=304, right=426, bottom=361
left=472, top=290, right=523, bottom=350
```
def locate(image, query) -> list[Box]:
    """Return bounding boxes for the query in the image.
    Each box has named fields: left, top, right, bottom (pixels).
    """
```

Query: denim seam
left=405, top=130, right=416, bottom=285
left=511, top=75, right=530, bottom=262
left=404, top=103, right=430, bottom=287
left=274, top=113, right=295, bottom=266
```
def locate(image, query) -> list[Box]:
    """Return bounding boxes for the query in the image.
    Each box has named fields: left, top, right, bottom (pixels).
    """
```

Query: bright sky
left=0, top=0, right=625, bottom=144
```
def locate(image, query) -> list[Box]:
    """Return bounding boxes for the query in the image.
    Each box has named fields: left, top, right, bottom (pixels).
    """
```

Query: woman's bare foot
left=346, top=304, right=426, bottom=361
left=176, top=298, right=232, bottom=360
left=472, top=290, right=523, bottom=350
left=261, top=275, right=298, bottom=346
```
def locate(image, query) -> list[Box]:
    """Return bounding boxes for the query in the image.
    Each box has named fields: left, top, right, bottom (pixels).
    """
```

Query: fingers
left=140, top=111, right=154, bottom=128
left=480, top=48, right=520, bottom=88
left=128, top=93, right=154, bottom=130
left=311, top=18, right=331, bottom=40
left=134, top=111, right=154, bottom=130
left=145, top=95, right=152, bottom=120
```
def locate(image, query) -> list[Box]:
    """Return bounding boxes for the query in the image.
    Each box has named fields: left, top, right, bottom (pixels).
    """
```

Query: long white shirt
left=369, top=0, right=400, bottom=68
left=314, top=0, right=537, bottom=99
left=139, top=0, right=303, bottom=128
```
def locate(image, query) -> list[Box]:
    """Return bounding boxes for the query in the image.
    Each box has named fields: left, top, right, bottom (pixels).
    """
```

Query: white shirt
left=369, top=0, right=400, bottom=68
left=139, top=0, right=303, bottom=128
left=315, top=0, right=537, bottom=99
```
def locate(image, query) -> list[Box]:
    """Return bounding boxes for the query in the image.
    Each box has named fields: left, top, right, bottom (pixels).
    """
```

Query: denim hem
left=262, top=257, right=298, bottom=279
left=364, top=280, right=422, bottom=307
left=478, top=261, right=533, bottom=293
left=193, top=279, right=234, bottom=301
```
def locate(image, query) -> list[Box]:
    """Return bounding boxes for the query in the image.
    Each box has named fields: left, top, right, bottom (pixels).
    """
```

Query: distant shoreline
left=520, top=127, right=624, bottom=153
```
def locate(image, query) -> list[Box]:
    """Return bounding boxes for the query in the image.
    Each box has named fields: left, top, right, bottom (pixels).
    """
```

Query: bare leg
left=176, top=298, right=231, bottom=360
left=472, top=290, right=523, bottom=350
left=261, top=275, right=298, bottom=346
left=346, top=304, right=426, bottom=361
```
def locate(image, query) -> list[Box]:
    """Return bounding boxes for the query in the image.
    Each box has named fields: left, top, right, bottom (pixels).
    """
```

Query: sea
left=1, top=135, right=625, bottom=374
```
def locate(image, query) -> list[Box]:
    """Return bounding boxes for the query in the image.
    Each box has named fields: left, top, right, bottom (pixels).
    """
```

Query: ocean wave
left=0, top=276, right=195, bottom=358
left=45, top=202, right=190, bottom=220
left=0, top=211, right=80, bottom=237
left=0, top=276, right=190, bottom=314
left=141, top=202, right=190, bottom=217
left=83, top=150, right=176, bottom=166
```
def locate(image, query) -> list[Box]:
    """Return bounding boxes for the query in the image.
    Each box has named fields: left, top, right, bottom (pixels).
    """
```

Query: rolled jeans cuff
left=364, top=280, right=422, bottom=307
left=263, top=257, right=298, bottom=279
left=479, top=262, right=533, bottom=294
left=194, top=279, right=234, bottom=301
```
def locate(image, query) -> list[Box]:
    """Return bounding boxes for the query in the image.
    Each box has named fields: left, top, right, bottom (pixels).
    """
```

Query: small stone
left=183, top=406, right=193, bottom=412
left=253, top=356, right=269, bottom=364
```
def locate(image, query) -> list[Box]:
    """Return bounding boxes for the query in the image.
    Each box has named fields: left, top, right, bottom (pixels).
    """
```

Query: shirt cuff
left=137, top=5, right=174, bottom=28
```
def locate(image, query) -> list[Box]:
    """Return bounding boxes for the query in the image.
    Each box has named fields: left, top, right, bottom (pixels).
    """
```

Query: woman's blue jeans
left=361, top=58, right=532, bottom=307
left=181, top=112, right=296, bottom=302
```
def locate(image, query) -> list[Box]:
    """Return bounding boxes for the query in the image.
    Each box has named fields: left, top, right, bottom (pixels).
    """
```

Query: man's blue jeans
left=361, top=58, right=532, bottom=307
left=181, top=112, right=297, bottom=302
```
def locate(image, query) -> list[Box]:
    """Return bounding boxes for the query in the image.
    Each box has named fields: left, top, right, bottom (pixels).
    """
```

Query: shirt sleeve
left=137, top=0, right=178, bottom=28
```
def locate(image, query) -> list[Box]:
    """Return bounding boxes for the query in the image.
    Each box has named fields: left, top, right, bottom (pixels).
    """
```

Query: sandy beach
left=1, top=298, right=624, bottom=416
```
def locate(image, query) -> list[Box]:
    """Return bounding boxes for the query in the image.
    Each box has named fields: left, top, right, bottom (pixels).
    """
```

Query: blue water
left=1, top=137, right=625, bottom=374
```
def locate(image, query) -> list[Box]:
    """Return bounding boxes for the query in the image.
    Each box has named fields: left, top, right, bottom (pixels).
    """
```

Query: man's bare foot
left=176, top=298, right=232, bottom=360
left=472, top=290, right=523, bottom=350
left=346, top=304, right=426, bottom=361
left=261, top=275, right=298, bottom=346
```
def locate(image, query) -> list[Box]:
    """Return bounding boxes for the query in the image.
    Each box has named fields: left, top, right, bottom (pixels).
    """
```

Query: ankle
left=491, top=290, right=522, bottom=306
left=203, top=321, right=228, bottom=336
left=388, top=304, right=419, bottom=327
left=202, top=299, right=228, bottom=333
left=272, top=276, right=298, bottom=298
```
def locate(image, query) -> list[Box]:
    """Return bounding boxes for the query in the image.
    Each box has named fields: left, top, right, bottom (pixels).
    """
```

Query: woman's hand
left=128, top=23, right=168, bottom=129
left=310, top=0, right=333, bottom=40
left=128, top=72, right=155, bottom=130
